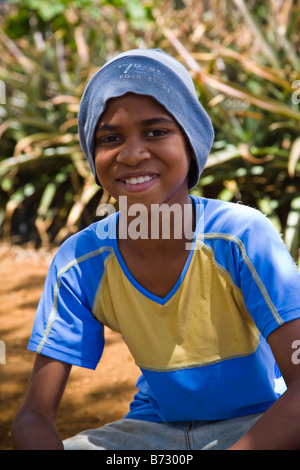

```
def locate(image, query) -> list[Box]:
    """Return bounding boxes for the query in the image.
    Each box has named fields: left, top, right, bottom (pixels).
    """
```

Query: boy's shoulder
left=198, top=197, right=276, bottom=237
left=53, top=212, right=118, bottom=270
left=199, top=196, right=264, bottom=218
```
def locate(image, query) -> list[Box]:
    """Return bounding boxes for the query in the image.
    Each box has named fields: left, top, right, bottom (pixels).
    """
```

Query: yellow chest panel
left=92, top=244, right=259, bottom=371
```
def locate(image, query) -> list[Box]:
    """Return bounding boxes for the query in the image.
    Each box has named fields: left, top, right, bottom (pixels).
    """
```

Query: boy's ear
left=184, top=138, right=197, bottom=189
left=188, top=158, right=197, bottom=189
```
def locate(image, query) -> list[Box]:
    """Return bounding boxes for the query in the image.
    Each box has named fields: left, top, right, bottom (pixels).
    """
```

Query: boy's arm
left=11, top=354, right=71, bottom=450
left=229, top=317, right=300, bottom=450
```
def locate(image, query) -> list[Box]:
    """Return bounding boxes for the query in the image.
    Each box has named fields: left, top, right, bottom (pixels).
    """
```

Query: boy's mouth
left=121, top=175, right=156, bottom=185
left=118, top=173, right=158, bottom=192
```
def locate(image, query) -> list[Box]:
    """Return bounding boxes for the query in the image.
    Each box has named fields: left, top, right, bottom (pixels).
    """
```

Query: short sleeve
left=28, top=234, right=106, bottom=370
left=236, top=209, right=300, bottom=338
left=201, top=198, right=300, bottom=340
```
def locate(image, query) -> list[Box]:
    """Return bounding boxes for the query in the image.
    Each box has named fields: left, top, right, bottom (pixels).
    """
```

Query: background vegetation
left=0, top=0, right=299, bottom=266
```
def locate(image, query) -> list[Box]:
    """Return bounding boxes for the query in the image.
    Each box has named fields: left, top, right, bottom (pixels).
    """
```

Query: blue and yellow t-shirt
left=28, top=196, right=300, bottom=422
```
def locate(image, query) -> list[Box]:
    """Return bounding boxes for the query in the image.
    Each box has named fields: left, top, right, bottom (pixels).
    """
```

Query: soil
left=0, top=242, right=140, bottom=450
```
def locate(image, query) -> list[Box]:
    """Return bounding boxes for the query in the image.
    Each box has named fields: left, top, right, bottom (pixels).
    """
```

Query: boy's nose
left=116, top=137, right=151, bottom=166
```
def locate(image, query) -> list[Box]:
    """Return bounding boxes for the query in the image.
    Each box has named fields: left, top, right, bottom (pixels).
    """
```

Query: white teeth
left=124, top=175, right=154, bottom=185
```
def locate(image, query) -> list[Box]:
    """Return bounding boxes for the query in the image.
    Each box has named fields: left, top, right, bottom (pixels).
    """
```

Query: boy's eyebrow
left=140, top=117, right=175, bottom=126
left=96, top=124, right=119, bottom=133
left=96, top=117, right=175, bottom=133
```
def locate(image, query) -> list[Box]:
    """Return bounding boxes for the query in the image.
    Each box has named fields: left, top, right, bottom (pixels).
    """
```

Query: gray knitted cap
left=78, top=49, right=214, bottom=189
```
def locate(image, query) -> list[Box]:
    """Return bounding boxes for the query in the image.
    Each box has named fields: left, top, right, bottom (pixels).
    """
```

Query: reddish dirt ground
left=0, top=242, right=140, bottom=450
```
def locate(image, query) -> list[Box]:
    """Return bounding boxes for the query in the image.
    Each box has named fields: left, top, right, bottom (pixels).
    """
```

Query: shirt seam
left=36, top=246, right=113, bottom=354
left=200, top=232, right=284, bottom=327
left=29, top=338, right=98, bottom=366
left=138, top=338, right=260, bottom=372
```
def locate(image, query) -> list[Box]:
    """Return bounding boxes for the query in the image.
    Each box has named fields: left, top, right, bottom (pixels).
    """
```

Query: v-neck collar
left=111, top=196, right=203, bottom=305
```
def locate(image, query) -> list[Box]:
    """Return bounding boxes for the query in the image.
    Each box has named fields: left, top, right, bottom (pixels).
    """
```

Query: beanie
left=78, top=49, right=214, bottom=189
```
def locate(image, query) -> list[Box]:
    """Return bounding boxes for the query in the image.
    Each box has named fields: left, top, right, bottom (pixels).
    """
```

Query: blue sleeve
left=202, top=198, right=300, bottom=339
left=236, top=208, right=300, bottom=338
left=28, top=230, right=106, bottom=370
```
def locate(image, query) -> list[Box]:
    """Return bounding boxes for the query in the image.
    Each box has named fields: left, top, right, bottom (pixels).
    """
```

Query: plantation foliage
left=0, top=0, right=299, bottom=266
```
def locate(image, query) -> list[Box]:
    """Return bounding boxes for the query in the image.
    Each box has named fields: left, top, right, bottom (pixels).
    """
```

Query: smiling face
left=94, top=93, right=193, bottom=210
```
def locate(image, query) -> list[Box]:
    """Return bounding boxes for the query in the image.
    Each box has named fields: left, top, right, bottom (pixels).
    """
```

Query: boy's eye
left=146, top=129, right=168, bottom=137
left=97, top=135, right=121, bottom=145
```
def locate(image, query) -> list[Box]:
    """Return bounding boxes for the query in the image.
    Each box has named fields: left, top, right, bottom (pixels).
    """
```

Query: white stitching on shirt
left=202, top=233, right=284, bottom=326
left=36, top=246, right=113, bottom=354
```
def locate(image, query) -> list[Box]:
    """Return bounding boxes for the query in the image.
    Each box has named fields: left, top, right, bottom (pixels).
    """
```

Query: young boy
left=12, top=49, right=300, bottom=450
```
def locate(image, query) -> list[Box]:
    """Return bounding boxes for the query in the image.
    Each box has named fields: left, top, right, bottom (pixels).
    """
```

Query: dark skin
left=95, top=93, right=195, bottom=299
left=229, top=319, right=300, bottom=450
left=11, top=94, right=300, bottom=449
left=118, top=201, right=195, bottom=298
left=12, top=355, right=71, bottom=450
